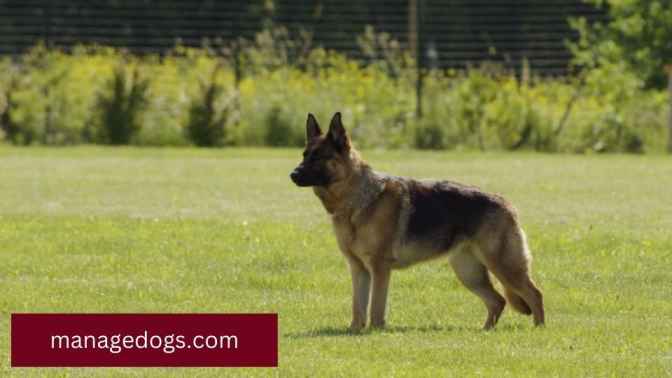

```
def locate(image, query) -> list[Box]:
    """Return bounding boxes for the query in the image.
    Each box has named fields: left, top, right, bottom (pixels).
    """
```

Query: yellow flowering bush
left=0, top=43, right=667, bottom=153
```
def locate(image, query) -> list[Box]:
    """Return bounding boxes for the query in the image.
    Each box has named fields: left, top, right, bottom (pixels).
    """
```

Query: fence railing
left=0, top=0, right=604, bottom=76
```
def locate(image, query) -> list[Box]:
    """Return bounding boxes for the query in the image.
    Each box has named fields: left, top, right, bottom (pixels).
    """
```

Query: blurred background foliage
left=0, top=1, right=670, bottom=153
left=569, top=0, right=672, bottom=89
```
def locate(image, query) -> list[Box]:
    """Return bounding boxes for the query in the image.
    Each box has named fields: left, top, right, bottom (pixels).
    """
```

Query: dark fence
left=0, top=0, right=604, bottom=75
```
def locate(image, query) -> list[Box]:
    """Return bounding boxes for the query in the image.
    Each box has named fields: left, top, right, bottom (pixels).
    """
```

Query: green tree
left=570, top=0, right=672, bottom=89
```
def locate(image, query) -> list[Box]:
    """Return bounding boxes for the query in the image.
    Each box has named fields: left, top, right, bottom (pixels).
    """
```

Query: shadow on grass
left=285, top=324, right=473, bottom=339
left=285, top=321, right=533, bottom=338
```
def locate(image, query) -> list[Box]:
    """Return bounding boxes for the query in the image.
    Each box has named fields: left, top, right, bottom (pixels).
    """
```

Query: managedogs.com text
left=50, top=330, right=238, bottom=354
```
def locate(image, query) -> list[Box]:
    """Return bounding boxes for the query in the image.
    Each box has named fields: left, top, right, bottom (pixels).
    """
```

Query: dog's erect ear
left=327, top=112, right=350, bottom=151
left=306, top=113, right=322, bottom=142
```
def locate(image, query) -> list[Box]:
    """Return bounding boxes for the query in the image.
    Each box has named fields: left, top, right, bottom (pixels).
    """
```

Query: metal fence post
left=408, top=0, right=417, bottom=60
left=43, top=0, right=52, bottom=47
left=414, top=0, right=424, bottom=119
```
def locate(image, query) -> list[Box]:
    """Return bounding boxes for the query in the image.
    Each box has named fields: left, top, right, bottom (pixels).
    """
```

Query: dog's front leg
left=347, top=256, right=370, bottom=332
left=369, top=261, right=391, bottom=329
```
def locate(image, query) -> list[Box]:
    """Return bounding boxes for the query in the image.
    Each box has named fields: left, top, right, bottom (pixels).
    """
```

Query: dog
left=290, top=112, right=544, bottom=331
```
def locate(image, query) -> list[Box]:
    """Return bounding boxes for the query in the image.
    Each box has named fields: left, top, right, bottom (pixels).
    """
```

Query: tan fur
left=294, top=114, right=544, bottom=331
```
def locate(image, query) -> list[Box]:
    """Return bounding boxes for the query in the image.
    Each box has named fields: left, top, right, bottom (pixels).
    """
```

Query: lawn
left=1, top=146, right=671, bottom=377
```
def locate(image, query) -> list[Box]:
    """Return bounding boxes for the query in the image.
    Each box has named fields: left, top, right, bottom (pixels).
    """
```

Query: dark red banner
left=11, top=313, right=277, bottom=367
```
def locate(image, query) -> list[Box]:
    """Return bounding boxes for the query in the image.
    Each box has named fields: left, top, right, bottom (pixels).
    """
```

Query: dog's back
left=291, top=112, right=544, bottom=330
left=404, top=178, right=512, bottom=252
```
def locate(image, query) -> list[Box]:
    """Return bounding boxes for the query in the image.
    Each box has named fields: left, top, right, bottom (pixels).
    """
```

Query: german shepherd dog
left=290, top=112, right=544, bottom=331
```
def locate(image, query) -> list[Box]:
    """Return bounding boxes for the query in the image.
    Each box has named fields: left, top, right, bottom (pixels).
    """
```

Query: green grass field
left=1, top=146, right=671, bottom=377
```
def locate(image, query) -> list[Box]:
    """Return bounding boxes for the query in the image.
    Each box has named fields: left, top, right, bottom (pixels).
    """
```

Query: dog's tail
left=504, top=287, right=532, bottom=315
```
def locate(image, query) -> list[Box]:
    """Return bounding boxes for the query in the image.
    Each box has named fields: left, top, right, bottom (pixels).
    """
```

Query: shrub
left=0, top=59, right=20, bottom=143
left=6, top=45, right=103, bottom=145
left=414, top=121, right=445, bottom=150
left=182, top=62, right=228, bottom=146
left=92, top=59, right=150, bottom=145
left=265, top=105, right=302, bottom=147
left=453, top=69, right=499, bottom=150
left=0, top=39, right=666, bottom=153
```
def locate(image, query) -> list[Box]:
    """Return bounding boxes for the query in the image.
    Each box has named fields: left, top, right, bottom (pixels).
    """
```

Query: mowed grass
left=1, top=146, right=671, bottom=377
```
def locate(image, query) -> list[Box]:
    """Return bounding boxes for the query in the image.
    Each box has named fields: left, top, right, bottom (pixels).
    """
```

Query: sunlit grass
left=0, top=146, right=671, bottom=376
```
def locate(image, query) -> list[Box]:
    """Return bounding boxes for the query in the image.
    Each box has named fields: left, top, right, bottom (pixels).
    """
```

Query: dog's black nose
left=290, top=169, right=299, bottom=182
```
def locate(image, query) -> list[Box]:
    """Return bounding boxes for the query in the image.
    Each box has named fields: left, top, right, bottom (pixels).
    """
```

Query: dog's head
left=290, top=112, right=353, bottom=187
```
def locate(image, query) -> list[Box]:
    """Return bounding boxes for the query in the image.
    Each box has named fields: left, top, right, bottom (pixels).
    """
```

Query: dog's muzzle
left=290, top=166, right=306, bottom=186
left=290, top=163, right=328, bottom=187
left=290, top=168, right=300, bottom=183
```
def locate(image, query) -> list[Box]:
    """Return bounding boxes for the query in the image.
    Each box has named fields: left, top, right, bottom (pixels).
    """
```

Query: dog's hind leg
left=477, top=227, right=545, bottom=327
left=493, top=268, right=544, bottom=326
left=503, top=287, right=532, bottom=315
left=450, top=247, right=506, bottom=330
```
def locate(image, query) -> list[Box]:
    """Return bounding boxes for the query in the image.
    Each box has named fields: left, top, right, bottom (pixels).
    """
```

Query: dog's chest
left=328, top=178, right=404, bottom=262
left=332, top=219, right=450, bottom=268
left=331, top=216, right=389, bottom=259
